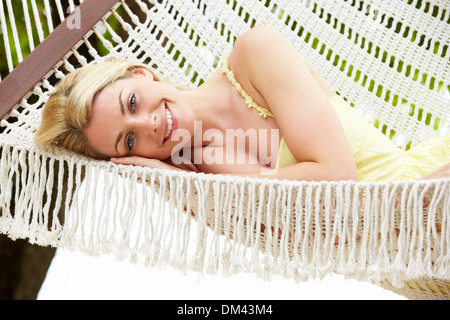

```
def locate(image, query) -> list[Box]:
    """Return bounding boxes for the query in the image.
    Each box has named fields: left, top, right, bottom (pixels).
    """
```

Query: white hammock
left=0, top=0, right=449, bottom=300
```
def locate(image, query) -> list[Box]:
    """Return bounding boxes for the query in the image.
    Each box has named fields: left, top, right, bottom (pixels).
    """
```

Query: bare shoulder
left=229, top=26, right=305, bottom=71
left=230, top=26, right=335, bottom=98
left=233, top=26, right=285, bottom=52
left=229, top=26, right=313, bottom=90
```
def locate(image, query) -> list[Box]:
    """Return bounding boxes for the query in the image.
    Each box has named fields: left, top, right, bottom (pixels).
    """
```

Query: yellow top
left=221, top=58, right=450, bottom=182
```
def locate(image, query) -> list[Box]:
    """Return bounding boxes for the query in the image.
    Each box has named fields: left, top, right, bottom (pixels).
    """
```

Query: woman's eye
left=126, top=132, right=135, bottom=151
left=129, top=94, right=136, bottom=112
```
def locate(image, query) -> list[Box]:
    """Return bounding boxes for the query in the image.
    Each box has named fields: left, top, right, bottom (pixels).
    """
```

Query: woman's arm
left=228, top=26, right=358, bottom=182
left=419, top=163, right=450, bottom=180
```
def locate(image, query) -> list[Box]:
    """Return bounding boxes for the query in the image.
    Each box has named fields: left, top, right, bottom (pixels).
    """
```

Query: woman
left=35, top=26, right=450, bottom=182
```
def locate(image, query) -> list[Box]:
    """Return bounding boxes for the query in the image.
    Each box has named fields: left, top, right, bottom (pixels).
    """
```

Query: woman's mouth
left=163, top=104, right=174, bottom=143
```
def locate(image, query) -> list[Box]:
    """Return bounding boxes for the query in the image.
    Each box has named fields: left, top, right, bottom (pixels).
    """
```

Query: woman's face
left=85, top=68, right=193, bottom=159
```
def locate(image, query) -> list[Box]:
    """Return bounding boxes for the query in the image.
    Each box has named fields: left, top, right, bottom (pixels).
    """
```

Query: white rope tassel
left=218, top=180, right=234, bottom=276
left=424, top=180, right=445, bottom=277
left=135, top=170, right=157, bottom=267
left=435, top=179, right=450, bottom=279
left=279, top=184, right=294, bottom=276
left=190, top=178, right=210, bottom=272
left=260, top=182, right=276, bottom=279
left=160, top=173, right=179, bottom=265
left=0, top=145, right=15, bottom=235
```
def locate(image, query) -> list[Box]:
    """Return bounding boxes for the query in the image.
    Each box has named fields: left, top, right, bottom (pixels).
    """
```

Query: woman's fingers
left=111, top=156, right=184, bottom=171
left=111, top=156, right=147, bottom=166
left=111, top=156, right=163, bottom=168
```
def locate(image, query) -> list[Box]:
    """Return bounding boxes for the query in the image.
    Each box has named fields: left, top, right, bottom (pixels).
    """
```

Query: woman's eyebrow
left=119, top=88, right=125, bottom=115
left=114, top=131, right=123, bottom=154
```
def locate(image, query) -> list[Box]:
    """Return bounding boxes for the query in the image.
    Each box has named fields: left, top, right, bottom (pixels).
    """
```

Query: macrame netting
left=1, top=0, right=449, bottom=300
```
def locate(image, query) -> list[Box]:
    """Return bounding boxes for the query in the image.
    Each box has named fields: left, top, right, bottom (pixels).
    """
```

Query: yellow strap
left=221, top=57, right=274, bottom=118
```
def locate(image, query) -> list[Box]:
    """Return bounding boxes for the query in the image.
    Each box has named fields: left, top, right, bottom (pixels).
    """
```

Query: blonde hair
left=34, top=57, right=160, bottom=159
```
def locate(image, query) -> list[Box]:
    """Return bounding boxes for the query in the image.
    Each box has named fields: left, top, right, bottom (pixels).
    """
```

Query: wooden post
left=0, top=0, right=118, bottom=299
left=0, top=154, right=79, bottom=299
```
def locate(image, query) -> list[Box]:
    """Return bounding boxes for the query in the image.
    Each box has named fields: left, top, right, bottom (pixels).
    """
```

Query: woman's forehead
left=94, top=80, right=124, bottom=105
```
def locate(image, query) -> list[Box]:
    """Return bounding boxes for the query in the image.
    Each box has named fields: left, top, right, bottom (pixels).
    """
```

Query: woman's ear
left=130, top=67, right=154, bottom=79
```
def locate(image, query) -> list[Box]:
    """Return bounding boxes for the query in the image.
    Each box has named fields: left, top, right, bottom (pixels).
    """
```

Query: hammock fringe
left=1, top=142, right=448, bottom=289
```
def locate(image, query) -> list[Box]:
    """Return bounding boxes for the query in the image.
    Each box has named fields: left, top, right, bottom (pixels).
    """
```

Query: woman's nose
left=135, top=113, right=158, bottom=135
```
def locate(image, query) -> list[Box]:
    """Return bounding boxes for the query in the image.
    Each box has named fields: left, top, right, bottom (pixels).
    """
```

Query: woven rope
left=0, top=0, right=449, bottom=300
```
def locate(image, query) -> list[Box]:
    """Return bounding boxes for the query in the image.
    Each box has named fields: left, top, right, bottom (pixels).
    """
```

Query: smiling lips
left=164, top=103, right=174, bottom=143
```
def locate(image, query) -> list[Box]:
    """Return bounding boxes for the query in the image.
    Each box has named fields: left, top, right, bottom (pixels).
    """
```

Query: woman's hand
left=111, top=156, right=200, bottom=172
left=111, top=156, right=181, bottom=171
